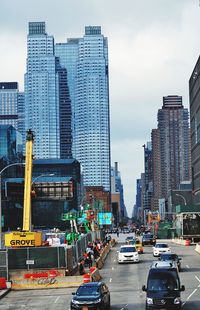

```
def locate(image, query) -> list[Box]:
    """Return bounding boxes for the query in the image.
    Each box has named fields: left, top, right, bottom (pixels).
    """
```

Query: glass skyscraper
left=25, top=22, right=72, bottom=159
left=55, top=26, right=111, bottom=191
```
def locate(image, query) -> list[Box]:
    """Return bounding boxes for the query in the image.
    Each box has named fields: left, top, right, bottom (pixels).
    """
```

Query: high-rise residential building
left=157, top=95, right=191, bottom=198
left=55, top=26, right=111, bottom=191
left=25, top=22, right=72, bottom=159
left=0, top=83, right=25, bottom=138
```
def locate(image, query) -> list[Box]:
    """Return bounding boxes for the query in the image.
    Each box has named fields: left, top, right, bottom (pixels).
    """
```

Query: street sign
left=26, top=260, right=34, bottom=265
left=98, top=213, right=112, bottom=225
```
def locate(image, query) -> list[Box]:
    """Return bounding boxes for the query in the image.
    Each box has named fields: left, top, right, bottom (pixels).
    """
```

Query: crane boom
left=5, top=129, right=42, bottom=247
left=22, top=129, right=34, bottom=231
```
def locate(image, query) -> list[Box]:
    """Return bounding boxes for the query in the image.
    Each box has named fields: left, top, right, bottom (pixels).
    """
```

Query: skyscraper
left=157, top=95, right=191, bottom=198
left=25, top=22, right=72, bottom=159
left=55, top=26, right=111, bottom=191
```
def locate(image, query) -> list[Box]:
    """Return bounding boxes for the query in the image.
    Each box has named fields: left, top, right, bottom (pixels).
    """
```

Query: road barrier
left=185, top=239, right=191, bottom=246
left=195, top=243, right=200, bottom=254
left=7, top=233, right=113, bottom=290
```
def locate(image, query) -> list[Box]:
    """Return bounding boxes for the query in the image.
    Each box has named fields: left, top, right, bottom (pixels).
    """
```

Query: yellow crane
left=5, top=130, right=42, bottom=247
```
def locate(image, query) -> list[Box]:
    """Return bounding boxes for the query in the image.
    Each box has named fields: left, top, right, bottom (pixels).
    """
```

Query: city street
left=0, top=234, right=199, bottom=309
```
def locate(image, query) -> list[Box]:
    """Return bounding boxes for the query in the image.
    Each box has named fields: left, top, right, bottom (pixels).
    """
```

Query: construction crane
left=5, top=130, right=42, bottom=247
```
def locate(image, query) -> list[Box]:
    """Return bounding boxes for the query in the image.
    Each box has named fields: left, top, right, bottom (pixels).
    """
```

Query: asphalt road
left=0, top=234, right=199, bottom=309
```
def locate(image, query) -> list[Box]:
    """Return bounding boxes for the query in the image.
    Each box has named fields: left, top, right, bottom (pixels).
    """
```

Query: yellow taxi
left=129, top=238, right=144, bottom=254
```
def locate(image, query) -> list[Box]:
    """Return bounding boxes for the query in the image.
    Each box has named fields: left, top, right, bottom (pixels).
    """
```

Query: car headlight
left=71, top=299, right=80, bottom=305
left=147, top=298, right=153, bottom=305
left=174, top=297, right=181, bottom=304
left=93, top=298, right=102, bottom=304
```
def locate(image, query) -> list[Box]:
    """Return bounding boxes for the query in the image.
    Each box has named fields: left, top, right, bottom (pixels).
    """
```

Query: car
left=142, top=261, right=185, bottom=309
left=125, top=236, right=135, bottom=244
left=70, top=282, right=110, bottom=310
left=117, top=244, right=140, bottom=263
left=129, top=238, right=144, bottom=254
left=142, top=234, right=156, bottom=246
left=153, top=243, right=171, bottom=257
left=159, top=253, right=182, bottom=271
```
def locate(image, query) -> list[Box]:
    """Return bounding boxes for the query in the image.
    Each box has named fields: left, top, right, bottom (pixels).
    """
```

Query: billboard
left=98, top=213, right=112, bottom=225
left=182, top=213, right=200, bottom=236
left=148, top=212, right=160, bottom=224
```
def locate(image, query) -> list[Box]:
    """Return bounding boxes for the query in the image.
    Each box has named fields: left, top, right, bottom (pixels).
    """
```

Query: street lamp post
left=0, top=163, right=25, bottom=249
left=175, top=194, right=187, bottom=206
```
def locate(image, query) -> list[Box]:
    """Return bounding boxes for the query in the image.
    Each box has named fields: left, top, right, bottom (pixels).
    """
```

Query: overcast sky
left=0, top=0, right=200, bottom=216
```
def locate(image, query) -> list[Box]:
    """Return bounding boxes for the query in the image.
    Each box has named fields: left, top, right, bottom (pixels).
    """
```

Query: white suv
left=153, top=243, right=171, bottom=257
left=118, top=245, right=139, bottom=263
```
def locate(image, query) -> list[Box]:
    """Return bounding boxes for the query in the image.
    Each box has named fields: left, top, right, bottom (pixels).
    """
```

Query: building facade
left=0, top=82, right=25, bottom=142
left=190, top=56, right=200, bottom=200
left=55, top=26, right=111, bottom=192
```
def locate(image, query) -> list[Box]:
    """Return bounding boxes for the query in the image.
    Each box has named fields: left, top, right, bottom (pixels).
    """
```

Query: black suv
left=142, top=234, right=156, bottom=246
left=142, top=261, right=185, bottom=309
left=159, top=253, right=182, bottom=271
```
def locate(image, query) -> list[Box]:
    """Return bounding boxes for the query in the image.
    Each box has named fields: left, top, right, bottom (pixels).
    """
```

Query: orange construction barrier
left=185, top=239, right=191, bottom=246
left=90, top=267, right=96, bottom=273
left=0, top=277, right=7, bottom=289
left=83, top=273, right=91, bottom=283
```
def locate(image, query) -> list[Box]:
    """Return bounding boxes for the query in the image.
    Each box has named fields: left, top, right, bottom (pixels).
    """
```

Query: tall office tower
left=25, top=22, right=72, bottom=159
left=157, top=95, right=191, bottom=198
left=55, top=26, right=111, bottom=191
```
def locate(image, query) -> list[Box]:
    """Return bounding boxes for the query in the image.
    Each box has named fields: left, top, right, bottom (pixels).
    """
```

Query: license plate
left=82, top=307, right=88, bottom=310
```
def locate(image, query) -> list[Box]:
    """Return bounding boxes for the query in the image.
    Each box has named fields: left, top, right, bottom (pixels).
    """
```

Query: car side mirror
left=142, top=285, right=147, bottom=292
left=72, top=292, right=75, bottom=295
left=181, top=285, right=185, bottom=292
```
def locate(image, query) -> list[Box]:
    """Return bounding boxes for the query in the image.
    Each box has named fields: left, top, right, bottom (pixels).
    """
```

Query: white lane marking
left=54, top=296, right=60, bottom=303
left=112, top=267, right=114, bottom=270
left=113, top=259, right=116, bottom=262
left=109, top=278, right=112, bottom=282
left=186, top=265, right=190, bottom=269
left=187, top=288, right=198, bottom=300
left=195, top=275, right=200, bottom=283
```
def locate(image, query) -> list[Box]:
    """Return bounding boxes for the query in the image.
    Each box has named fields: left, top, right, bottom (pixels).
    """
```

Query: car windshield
left=76, top=285, right=100, bottom=296
left=156, top=244, right=168, bottom=248
left=148, top=271, right=179, bottom=292
left=143, top=235, right=153, bottom=239
left=161, top=254, right=177, bottom=261
left=120, top=247, right=136, bottom=253
left=129, top=240, right=139, bottom=244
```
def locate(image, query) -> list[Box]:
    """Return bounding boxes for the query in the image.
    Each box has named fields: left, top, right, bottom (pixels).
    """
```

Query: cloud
left=0, top=0, right=199, bottom=216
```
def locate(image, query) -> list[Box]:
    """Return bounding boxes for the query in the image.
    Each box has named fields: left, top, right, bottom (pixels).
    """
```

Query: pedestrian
left=79, top=259, right=85, bottom=275
left=116, top=228, right=119, bottom=238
